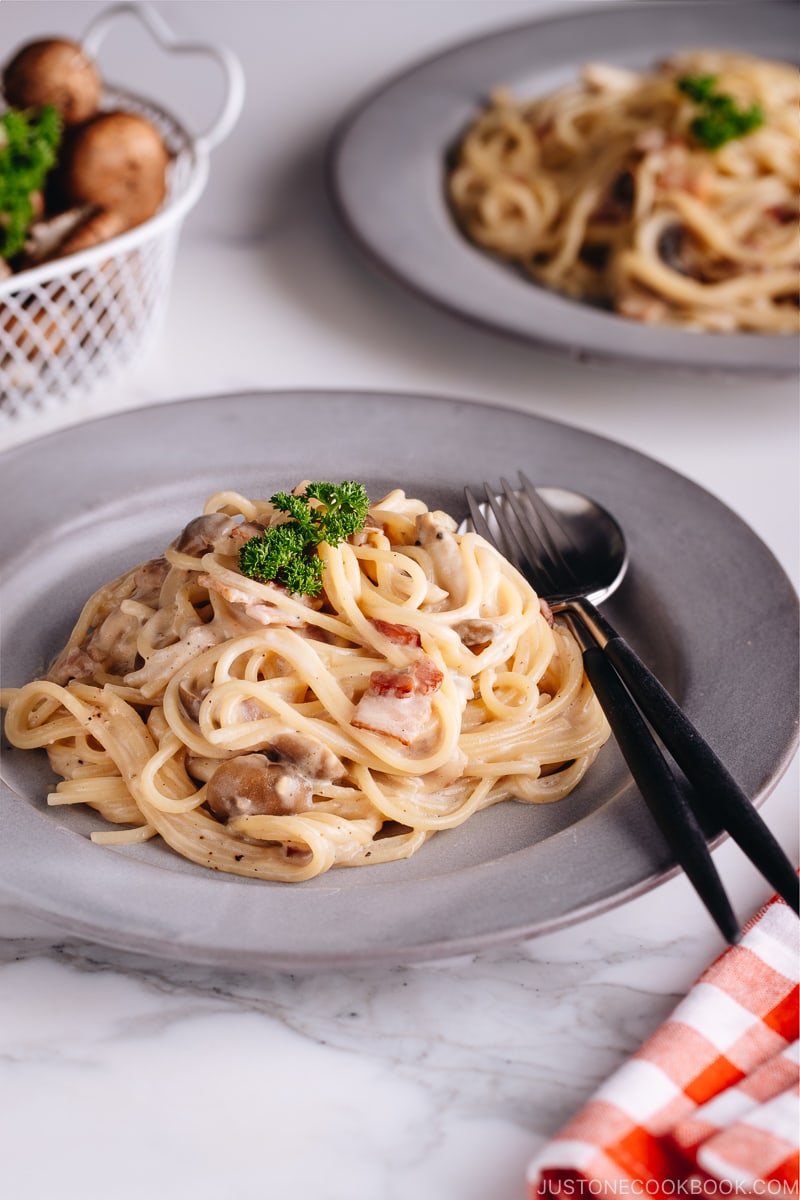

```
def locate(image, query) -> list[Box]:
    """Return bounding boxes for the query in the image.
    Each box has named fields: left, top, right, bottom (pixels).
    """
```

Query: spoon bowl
left=462, top=484, right=629, bottom=606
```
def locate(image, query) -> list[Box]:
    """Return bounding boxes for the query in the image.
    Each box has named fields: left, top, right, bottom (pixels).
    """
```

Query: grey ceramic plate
left=1, top=391, right=797, bottom=968
left=329, top=1, right=799, bottom=375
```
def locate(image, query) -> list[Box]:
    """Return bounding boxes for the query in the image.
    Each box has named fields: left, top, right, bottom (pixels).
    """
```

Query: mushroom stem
left=51, top=207, right=128, bottom=259
left=22, top=204, right=96, bottom=265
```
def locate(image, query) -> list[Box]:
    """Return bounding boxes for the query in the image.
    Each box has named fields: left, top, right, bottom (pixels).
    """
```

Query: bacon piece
left=351, top=657, right=443, bottom=745
left=371, top=618, right=422, bottom=648
left=368, top=657, right=442, bottom=698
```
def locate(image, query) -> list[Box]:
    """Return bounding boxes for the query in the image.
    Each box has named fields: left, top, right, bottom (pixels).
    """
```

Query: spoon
left=465, top=477, right=800, bottom=926
left=485, top=484, right=629, bottom=606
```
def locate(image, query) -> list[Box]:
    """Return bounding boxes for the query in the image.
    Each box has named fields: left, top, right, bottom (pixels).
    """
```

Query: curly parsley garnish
left=0, top=105, right=62, bottom=260
left=677, top=74, right=764, bottom=151
left=239, top=481, right=370, bottom=597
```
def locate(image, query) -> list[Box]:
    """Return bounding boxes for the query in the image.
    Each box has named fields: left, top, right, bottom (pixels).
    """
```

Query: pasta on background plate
left=1, top=484, right=610, bottom=882
left=448, top=50, right=799, bottom=332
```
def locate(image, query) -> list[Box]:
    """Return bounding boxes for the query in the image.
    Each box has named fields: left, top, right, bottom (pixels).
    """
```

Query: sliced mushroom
left=174, top=513, right=238, bottom=556
left=130, top=557, right=170, bottom=606
left=48, top=644, right=95, bottom=685
left=124, top=624, right=221, bottom=694
left=453, top=618, right=502, bottom=648
left=415, top=511, right=468, bottom=608
left=178, top=679, right=209, bottom=723
left=270, top=731, right=346, bottom=782
left=184, top=755, right=221, bottom=784
left=206, top=754, right=313, bottom=820
left=179, top=680, right=263, bottom=726
left=84, top=606, right=143, bottom=676
left=657, top=223, right=690, bottom=275
left=176, top=519, right=266, bottom=560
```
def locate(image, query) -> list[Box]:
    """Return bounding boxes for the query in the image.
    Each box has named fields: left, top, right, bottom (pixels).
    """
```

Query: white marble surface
left=0, top=4, right=797, bottom=1199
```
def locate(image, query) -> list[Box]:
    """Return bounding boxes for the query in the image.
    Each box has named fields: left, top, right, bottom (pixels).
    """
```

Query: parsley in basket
left=0, top=104, right=62, bottom=261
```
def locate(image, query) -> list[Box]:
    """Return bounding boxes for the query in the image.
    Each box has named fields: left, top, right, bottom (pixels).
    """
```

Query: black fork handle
left=569, top=598, right=799, bottom=915
left=566, top=619, right=741, bottom=943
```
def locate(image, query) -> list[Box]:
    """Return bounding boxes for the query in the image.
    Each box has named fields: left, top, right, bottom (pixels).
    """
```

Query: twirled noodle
left=448, top=51, right=799, bottom=332
left=1, top=487, right=610, bottom=882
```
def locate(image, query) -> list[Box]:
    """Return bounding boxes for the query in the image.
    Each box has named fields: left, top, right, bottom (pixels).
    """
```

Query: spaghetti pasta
left=447, top=50, right=800, bottom=332
left=1, top=486, right=610, bottom=882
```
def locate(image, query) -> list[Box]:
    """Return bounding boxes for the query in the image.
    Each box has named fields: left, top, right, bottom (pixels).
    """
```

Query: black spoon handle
left=571, top=598, right=799, bottom=915
left=567, top=619, right=741, bottom=944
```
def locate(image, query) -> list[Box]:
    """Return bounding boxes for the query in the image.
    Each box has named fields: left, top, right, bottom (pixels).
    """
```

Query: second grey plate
left=329, top=1, right=799, bottom=375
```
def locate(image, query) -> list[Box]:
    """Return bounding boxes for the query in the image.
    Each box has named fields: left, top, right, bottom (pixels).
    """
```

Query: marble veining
left=0, top=929, right=682, bottom=1199
left=0, top=817, right=794, bottom=1200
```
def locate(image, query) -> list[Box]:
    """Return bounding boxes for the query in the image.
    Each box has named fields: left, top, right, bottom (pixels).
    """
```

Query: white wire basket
left=0, top=3, right=244, bottom=417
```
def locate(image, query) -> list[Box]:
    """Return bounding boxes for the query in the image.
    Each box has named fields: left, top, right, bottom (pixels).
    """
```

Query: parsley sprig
left=0, top=105, right=62, bottom=260
left=677, top=74, right=764, bottom=151
left=239, top=481, right=370, bottom=597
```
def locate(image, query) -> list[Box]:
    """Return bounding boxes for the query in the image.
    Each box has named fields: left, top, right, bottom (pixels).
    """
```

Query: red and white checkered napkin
left=527, top=894, right=799, bottom=1197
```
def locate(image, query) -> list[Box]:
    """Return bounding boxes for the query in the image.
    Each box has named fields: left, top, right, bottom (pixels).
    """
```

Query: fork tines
left=464, top=475, right=580, bottom=596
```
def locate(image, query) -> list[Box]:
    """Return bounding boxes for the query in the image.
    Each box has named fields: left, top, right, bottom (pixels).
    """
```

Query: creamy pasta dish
left=448, top=50, right=799, bottom=332
left=1, top=484, right=610, bottom=882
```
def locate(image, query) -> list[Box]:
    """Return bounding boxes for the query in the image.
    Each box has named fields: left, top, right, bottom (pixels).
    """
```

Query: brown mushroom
left=453, top=618, right=503, bottom=649
left=270, top=731, right=346, bottom=782
left=58, top=110, right=169, bottom=230
left=178, top=679, right=210, bottom=724
left=130, top=557, right=171, bottom=605
left=21, top=204, right=94, bottom=265
left=2, top=38, right=102, bottom=126
left=50, top=207, right=129, bottom=259
left=206, top=754, right=314, bottom=820
left=84, top=606, right=144, bottom=677
left=175, top=513, right=239, bottom=557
